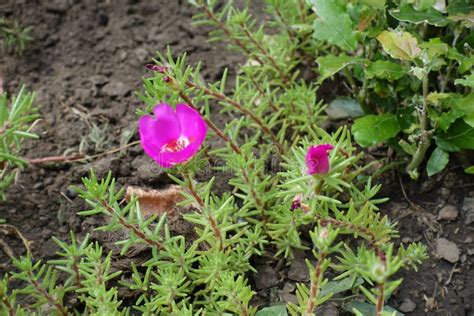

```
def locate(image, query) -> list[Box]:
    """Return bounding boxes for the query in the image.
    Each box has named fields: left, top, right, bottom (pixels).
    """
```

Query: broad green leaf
left=420, top=38, right=449, bottom=57
left=320, top=277, right=364, bottom=297
left=399, top=139, right=417, bottom=155
left=447, top=48, right=474, bottom=74
left=352, top=114, right=401, bottom=147
left=437, top=108, right=465, bottom=131
left=377, top=30, right=421, bottom=61
left=436, top=119, right=474, bottom=151
left=310, top=0, right=358, bottom=51
left=465, top=166, right=474, bottom=174
left=455, top=73, right=474, bottom=88
left=390, top=4, right=448, bottom=26
left=365, top=60, right=408, bottom=81
left=426, top=92, right=450, bottom=105
left=397, top=107, right=417, bottom=130
left=426, top=147, right=449, bottom=176
left=255, top=305, right=288, bottom=316
left=450, top=93, right=474, bottom=127
left=359, top=0, right=386, bottom=10
left=325, top=97, right=364, bottom=120
left=345, top=300, right=404, bottom=316
left=317, top=54, right=366, bottom=83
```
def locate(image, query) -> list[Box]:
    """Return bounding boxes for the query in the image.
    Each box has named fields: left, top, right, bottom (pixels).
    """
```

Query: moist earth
left=1, top=1, right=473, bottom=315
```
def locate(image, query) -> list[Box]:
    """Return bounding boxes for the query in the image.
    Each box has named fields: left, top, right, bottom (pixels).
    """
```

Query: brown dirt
left=1, top=1, right=473, bottom=315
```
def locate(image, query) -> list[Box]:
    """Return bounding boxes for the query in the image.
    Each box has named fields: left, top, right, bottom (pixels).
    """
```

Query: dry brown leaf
left=125, top=185, right=184, bottom=217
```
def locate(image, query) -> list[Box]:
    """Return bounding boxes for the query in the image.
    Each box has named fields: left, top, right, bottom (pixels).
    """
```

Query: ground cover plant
left=1, top=0, right=473, bottom=315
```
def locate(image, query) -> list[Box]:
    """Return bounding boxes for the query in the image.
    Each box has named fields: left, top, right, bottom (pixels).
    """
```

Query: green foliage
left=0, top=18, right=32, bottom=55
left=0, top=86, right=39, bottom=201
left=2, top=1, right=433, bottom=315
left=310, top=0, right=473, bottom=177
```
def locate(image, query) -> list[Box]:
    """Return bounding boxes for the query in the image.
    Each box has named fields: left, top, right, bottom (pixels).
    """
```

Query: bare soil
left=1, top=1, right=473, bottom=315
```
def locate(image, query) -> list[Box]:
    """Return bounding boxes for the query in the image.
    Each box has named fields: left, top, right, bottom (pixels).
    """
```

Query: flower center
left=161, top=136, right=190, bottom=153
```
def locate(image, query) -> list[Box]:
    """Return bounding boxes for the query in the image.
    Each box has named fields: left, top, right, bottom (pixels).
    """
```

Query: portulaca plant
left=2, top=1, right=432, bottom=315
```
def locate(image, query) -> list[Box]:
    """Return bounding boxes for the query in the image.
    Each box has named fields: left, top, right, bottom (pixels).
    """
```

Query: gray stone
left=102, top=81, right=130, bottom=98
left=436, top=238, right=460, bottom=263
left=43, top=0, right=72, bottom=13
left=462, top=198, right=474, bottom=225
left=253, top=265, right=279, bottom=290
left=135, top=48, right=149, bottom=63
left=90, top=75, right=109, bottom=86
left=288, top=250, right=310, bottom=282
left=399, top=298, right=417, bottom=313
left=325, top=97, right=364, bottom=120
left=279, top=292, right=297, bottom=305
left=437, top=205, right=459, bottom=221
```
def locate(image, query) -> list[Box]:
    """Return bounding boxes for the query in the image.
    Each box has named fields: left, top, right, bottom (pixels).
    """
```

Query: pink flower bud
left=145, top=64, right=167, bottom=73
left=306, top=144, right=334, bottom=175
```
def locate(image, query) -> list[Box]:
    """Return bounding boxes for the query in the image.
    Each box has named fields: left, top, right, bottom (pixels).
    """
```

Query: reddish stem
left=376, top=283, right=385, bottom=316
left=99, top=200, right=164, bottom=250
left=200, top=5, right=264, bottom=66
left=306, top=252, right=326, bottom=314
left=179, top=92, right=241, bottom=155
left=185, top=173, right=224, bottom=250
left=184, top=80, right=283, bottom=152
left=28, top=154, right=85, bottom=164
left=28, top=274, right=69, bottom=316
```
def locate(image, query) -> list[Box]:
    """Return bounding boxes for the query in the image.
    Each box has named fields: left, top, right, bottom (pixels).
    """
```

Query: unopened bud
left=319, top=228, right=329, bottom=240
left=290, top=195, right=302, bottom=210
left=145, top=64, right=167, bottom=73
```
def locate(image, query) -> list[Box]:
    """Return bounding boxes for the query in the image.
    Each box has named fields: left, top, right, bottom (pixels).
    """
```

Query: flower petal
left=175, top=103, right=207, bottom=146
left=306, top=144, right=333, bottom=175
left=138, top=105, right=181, bottom=162
left=153, top=142, right=201, bottom=168
left=153, top=103, right=176, bottom=119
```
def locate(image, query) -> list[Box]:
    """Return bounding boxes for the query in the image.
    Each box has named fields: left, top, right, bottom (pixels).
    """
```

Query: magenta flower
left=138, top=103, right=207, bottom=168
left=306, top=144, right=334, bottom=175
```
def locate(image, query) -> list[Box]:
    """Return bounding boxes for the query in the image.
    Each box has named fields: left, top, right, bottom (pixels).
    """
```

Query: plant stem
left=406, top=71, right=431, bottom=175
left=239, top=24, right=290, bottom=84
left=98, top=200, right=164, bottom=250
left=375, top=250, right=387, bottom=316
left=199, top=5, right=264, bottom=66
left=184, top=81, right=284, bottom=152
left=178, top=91, right=242, bottom=155
left=376, top=282, right=385, bottom=316
left=272, top=5, right=295, bottom=46
left=1, top=294, right=15, bottom=316
left=248, top=75, right=278, bottom=112
left=305, top=252, right=326, bottom=314
left=28, top=272, right=69, bottom=316
left=73, top=255, right=83, bottom=289
left=184, top=173, right=224, bottom=250
left=241, top=168, right=266, bottom=222
left=28, top=140, right=141, bottom=164
left=298, top=0, right=307, bottom=23
left=316, top=214, right=381, bottom=254
left=180, top=88, right=268, bottom=230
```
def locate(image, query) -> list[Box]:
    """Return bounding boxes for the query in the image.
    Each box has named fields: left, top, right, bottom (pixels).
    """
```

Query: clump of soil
left=1, top=1, right=472, bottom=315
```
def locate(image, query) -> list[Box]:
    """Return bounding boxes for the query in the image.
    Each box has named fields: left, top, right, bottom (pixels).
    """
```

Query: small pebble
left=399, top=298, right=417, bottom=313
left=436, top=238, right=460, bottom=263
left=437, top=205, right=459, bottom=221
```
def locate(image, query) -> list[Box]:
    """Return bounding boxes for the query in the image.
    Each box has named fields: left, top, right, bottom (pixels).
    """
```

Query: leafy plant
left=0, top=18, right=32, bottom=55
left=1, top=1, right=434, bottom=315
left=310, top=0, right=473, bottom=178
left=0, top=86, right=38, bottom=201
